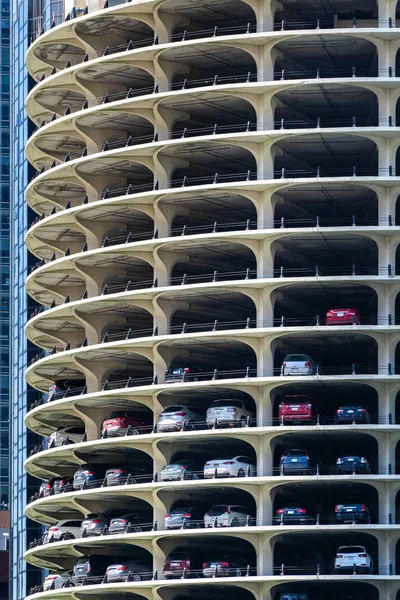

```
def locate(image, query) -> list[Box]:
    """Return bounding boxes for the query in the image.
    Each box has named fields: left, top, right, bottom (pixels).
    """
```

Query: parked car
left=160, top=459, right=204, bottom=481
left=165, top=361, right=209, bottom=383
left=163, top=551, right=202, bottom=579
left=43, top=572, right=70, bottom=590
left=40, top=477, right=71, bottom=497
left=73, top=465, right=104, bottom=490
left=102, top=411, right=149, bottom=437
left=39, top=480, right=53, bottom=498
left=105, top=559, right=151, bottom=582
left=72, top=556, right=111, bottom=584
left=279, top=395, right=314, bottom=424
left=280, top=449, right=313, bottom=475
left=165, top=506, right=205, bottom=529
left=105, top=465, right=150, bottom=486
left=204, top=504, right=254, bottom=527
left=281, top=354, right=316, bottom=376
left=334, top=503, right=370, bottom=524
left=275, top=507, right=310, bottom=525
left=280, top=595, right=309, bottom=600
left=336, top=456, right=370, bottom=474
left=80, top=514, right=110, bottom=537
left=326, top=308, right=360, bottom=326
left=206, top=398, right=254, bottom=428
left=156, top=405, right=204, bottom=432
left=53, top=477, right=72, bottom=495
left=334, top=545, right=373, bottom=573
left=202, top=558, right=246, bottom=577
left=49, top=425, right=85, bottom=447
left=109, top=512, right=152, bottom=534
left=204, top=456, right=256, bottom=478
left=43, top=519, right=82, bottom=543
left=335, top=405, right=370, bottom=424
left=48, top=379, right=85, bottom=401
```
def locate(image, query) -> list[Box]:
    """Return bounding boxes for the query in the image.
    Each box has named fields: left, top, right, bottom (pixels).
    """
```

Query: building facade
left=19, top=0, right=400, bottom=599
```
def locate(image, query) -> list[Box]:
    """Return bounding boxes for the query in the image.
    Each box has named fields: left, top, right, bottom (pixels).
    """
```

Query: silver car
left=281, top=354, right=316, bottom=376
left=80, top=514, right=110, bottom=537
left=44, top=519, right=82, bottom=542
left=206, top=399, right=253, bottom=428
left=156, top=405, right=204, bottom=432
left=160, top=459, right=204, bottom=481
left=43, top=572, right=70, bottom=590
left=105, top=560, right=151, bottom=582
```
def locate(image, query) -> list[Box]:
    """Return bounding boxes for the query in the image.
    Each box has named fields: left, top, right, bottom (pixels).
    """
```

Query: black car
left=335, top=405, right=370, bottom=424
left=334, top=503, right=370, bottom=524
left=275, top=506, right=311, bottom=525
left=73, top=465, right=104, bottom=490
left=165, top=361, right=209, bottom=383
left=336, top=456, right=370, bottom=474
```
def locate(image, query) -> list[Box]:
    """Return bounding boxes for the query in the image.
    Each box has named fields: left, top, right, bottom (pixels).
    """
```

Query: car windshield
left=284, top=354, right=310, bottom=361
left=340, top=406, right=363, bottom=411
left=163, top=406, right=184, bottom=413
left=284, top=450, right=307, bottom=456
left=169, top=553, right=188, bottom=560
left=171, top=508, right=192, bottom=514
left=208, top=505, right=227, bottom=515
left=339, top=546, right=365, bottom=553
left=211, top=400, right=242, bottom=408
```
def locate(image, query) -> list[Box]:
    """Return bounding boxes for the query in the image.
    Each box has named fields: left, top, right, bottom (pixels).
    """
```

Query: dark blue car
left=279, top=449, right=313, bottom=475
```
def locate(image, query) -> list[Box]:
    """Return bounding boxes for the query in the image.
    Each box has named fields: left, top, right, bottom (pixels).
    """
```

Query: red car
left=325, top=308, right=360, bottom=326
left=102, top=411, right=148, bottom=437
left=279, top=395, right=314, bottom=424
left=163, top=551, right=201, bottom=579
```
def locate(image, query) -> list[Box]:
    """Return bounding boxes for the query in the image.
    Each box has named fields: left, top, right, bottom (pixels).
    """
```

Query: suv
left=334, top=545, right=373, bottom=573
left=73, top=465, right=104, bottom=490
left=334, top=503, right=370, bottom=524
left=326, top=308, right=360, bottom=326
left=72, top=556, right=111, bottom=584
left=160, top=459, right=204, bottom=481
left=102, top=412, right=149, bottom=437
left=280, top=449, right=313, bottom=475
left=43, top=519, right=82, bottom=543
left=281, top=354, right=316, bottom=376
left=275, top=507, right=310, bottom=525
left=336, top=456, right=370, bottom=474
left=335, top=405, right=370, bottom=424
left=156, top=405, right=204, bottom=432
left=49, top=426, right=85, bottom=447
left=206, top=399, right=253, bottom=428
left=165, top=361, right=209, bottom=383
left=279, top=395, right=314, bottom=424
left=204, top=505, right=253, bottom=527
left=165, top=506, right=205, bottom=529
left=163, top=551, right=201, bottom=579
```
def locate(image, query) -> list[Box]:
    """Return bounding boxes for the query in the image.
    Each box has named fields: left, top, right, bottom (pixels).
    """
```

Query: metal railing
left=32, top=67, right=397, bottom=134
left=27, top=313, right=399, bottom=364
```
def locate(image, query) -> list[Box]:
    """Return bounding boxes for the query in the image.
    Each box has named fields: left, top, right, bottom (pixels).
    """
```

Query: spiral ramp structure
left=22, top=0, right=400, bottom=598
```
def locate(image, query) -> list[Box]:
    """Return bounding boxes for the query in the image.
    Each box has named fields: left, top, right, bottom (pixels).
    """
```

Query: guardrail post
left=389, top=16, right=393, bottom=26
left=280, top=563, right=285, bottom=575
left=246, top=366, right=250, bottom=378
left=389, top=66, right=393, bottom=77
left=389, top=412, right=393, bottom=424
left=245, top=268, right=250, bottom=279
left=213, top=320, right=218, bottom=331
left=388, top=463, right=392, bottom=474
left=316, top=314, right=320, bottom=325
left=352, top=66, right=356, bottom=77
left=388, top=264, right=392, bottom=276
left=316, top=166, right=320, bottom=177
left=352, top=563, right=357, bottom=574
left=213, top=271, right=218, bottom=281
left=351, top=363, right=356, bottom=374
left=246, top=317, right=251, bottom=328
left=315, top=264, right=319, bottom=276
left=153, top=570, right=158, bottom=580
left=352, top=264, right=356, bottom=275
left=182, top=568, right=187, bottom=579
left=280, top=316, right=285, bottom=327
left=316, top=564, right=320, bottom=575
left=352, top=116, right=356, bottom=126
left=316, top=513, right=320, bottom=525
left=246, top=565, right=251, bottom=576
left=389, top=165, right=393, bottom=176
left=280, top=266, right=284, bottom=277
left=352, top=165, right=357, bottom=176
left=316, top=68, right=320, bottom=78
left=212, top=369, right=218, bottom=380
left=389, top=512, right=393, bottom=524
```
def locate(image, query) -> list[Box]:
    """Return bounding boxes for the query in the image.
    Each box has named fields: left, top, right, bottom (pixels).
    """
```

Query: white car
left=281, top=354, right=316, bottom=376
left=43, top=572, right=70, bottom=590
left=43, top=519, right=83, bottom=543
left=204, top=456, right=256, bottom=478
left=206, top=399, right=254, bottom=428
left=49, top=425, right=85, bottom=447
left=334, top=545, right=374, bottom=574
left=204, top=504, right=254, bottom=527
left=156, top=405, right=204, bottom=432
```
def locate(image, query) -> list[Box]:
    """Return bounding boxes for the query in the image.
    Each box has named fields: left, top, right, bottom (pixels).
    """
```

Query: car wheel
left=129, top=429, right=140, bottom=436
left=63, top=532, right=75, bottom=540
left=188, top=421, right=196, bottom=431
left=191, top=473, right=200, bottom=480
left=134, top=526, right=142, bottom=533
left=237, top=468, right=245, bottom=478
left=231, top=518, right=239, bottom=527
left=132, top=574, right=142, bottom=582
left=240, top=417, right=247, bottom=427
